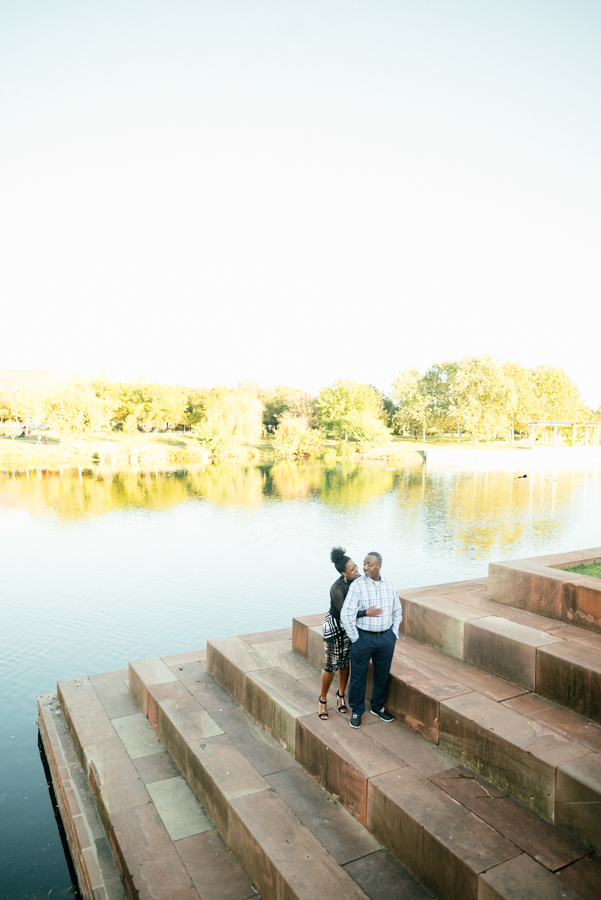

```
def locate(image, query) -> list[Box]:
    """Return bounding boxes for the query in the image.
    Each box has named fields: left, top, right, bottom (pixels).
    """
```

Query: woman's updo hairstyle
left=331, top=546, right=350, bottom=574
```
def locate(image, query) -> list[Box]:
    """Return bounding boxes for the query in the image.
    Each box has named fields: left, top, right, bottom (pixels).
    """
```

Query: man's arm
left=340, top=582, right=360, bottom=642
left=392, top=591, right=403, bottom=638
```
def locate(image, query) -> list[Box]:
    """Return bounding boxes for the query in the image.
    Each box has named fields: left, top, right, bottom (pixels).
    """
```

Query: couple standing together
left=319, top=546, right=403, bottom=729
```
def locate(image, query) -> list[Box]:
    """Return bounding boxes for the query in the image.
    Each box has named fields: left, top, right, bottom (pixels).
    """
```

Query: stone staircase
left=38, top=573, right=601, bottom=900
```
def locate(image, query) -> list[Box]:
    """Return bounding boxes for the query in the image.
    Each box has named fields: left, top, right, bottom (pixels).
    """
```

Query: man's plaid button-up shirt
left=340, top=574, right=403, bottom=643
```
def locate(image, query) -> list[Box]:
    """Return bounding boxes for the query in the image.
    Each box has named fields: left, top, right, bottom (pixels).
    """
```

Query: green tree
left=316, top=380, right=390, bottom=446
left=391, top=369, right=431, bottom=440
left=452, top=356, right=513, bottom=443
left=204, top=385, right=263, bottom=443
left=260, top=385, right=317, bottom=429
left=272, top=415, right=323, bottom=459
left=44, top=384, right=108, bottom=448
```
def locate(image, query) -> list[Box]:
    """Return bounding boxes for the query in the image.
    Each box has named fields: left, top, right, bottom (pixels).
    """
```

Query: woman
left=319, top=546, right=382, bottom=719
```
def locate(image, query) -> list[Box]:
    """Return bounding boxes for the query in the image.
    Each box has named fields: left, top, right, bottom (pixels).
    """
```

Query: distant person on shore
left=318, top=547, right=382, bottom=720
left=341, top=552, right=402, bottom=729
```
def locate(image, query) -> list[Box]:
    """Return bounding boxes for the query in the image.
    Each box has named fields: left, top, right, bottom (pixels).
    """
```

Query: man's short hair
left=367, top=551, right=382, bottom=564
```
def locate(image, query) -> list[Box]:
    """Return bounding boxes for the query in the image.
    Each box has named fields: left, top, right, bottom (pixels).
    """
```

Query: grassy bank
left=0, top=431, right=537, bottom=469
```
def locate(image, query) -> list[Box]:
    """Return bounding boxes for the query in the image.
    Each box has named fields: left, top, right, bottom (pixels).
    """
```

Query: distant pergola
left=523, top=420, right=601, bottom=450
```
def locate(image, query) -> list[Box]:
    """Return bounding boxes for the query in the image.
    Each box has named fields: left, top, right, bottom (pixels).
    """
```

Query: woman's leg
left=338, top=666, right=349, bottom=696
left=320, top=669, right=335, bottom=700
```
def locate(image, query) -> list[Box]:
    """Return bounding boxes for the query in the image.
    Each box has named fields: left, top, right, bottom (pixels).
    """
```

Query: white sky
left=1, top=2, right=600, bottom=406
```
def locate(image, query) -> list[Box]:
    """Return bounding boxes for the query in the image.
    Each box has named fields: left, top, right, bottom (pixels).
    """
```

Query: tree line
left=0, top=357, right=597, bottom=457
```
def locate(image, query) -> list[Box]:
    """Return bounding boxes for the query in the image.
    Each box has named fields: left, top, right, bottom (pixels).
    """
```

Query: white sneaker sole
left=370, top=710, right=393, bottom=722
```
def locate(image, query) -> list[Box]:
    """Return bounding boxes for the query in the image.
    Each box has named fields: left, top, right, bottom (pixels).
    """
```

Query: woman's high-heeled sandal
left=336, top=691, right=348, bottom=714
left=318, top=697, right=329, bottom=720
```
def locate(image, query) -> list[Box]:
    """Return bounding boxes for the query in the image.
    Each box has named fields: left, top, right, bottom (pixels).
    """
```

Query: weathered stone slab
left=211, top=706, right=298, bottom=776
left=185, top=734, right=268, bottom=839
left=439, top=692, right=590, bottom=820
left=128, top=658, right=178, bottom=716
left=366, top=719, right=457, bottom=776
left=228, top=789, right=369, bottom=900
left=295, top=711, right=405, bottom=824
left=160, top=650, right=206, bottom=666
left=385, top=653, right=471, bottom=743
left=307, top=623, right=326, bottom=669
left=556, top=852, right=601, bottom=900
left=206, top=636, right=277, bottom=705
left=112, top=713, right=162, bottom=759
left=464, top=617, right=563, bottom=690
left=147, top=681, right=190, bottom=730
left=110, top=803, right=201, bottom=899
left=478, top=853, right=585, bottom=900
left=239, top=626, right=293, bottom=645
left=343, top=849, right=434, bottom=900
left=562, top=577, right=601, bottom=633
left=501, top=693, right=559, bottom=716
left=536, top=641, right=601, bottom=723
left=402, top=594, right=487, bottom=658
left=174, top=828, right=256, bottom=900
left=133, top=749, right=180, bottom=785
left=292, top=614, right=323, bottom=659
left=430, top=765, right=590, bottom=871
left=38, top=693, right=127, bottom=900
left=86, top=745, right=150, bottom=818
left=397, top=637, right=528, bottom=702
left=57, top=675, right=98, bottom=707
left=556, top=752, right=601, bottom=852
left=266, top=766, right=381, bottom=865
left=251, top=639, right=318, bottom=679
left=244, top=666, right=315, bottom=753
left=488, top=560, right=572, bottom=619
left=146, top=776, right=213, bottom=841
left=367, top=767, right=519, bottom=900
left=524, top=705, right=601, bottom=754
left=94, top=678, right=141, bottom=720
left=167, top=660, right=239, bottom=713
left=157, top=691, right=223, bottom=750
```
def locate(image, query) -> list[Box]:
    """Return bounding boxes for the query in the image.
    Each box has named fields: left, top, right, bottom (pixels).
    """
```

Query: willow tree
left=204, top=385, right=264, bottom=443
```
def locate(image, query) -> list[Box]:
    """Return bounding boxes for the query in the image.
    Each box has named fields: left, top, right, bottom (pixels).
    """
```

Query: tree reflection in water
left=0, top=461, right=598, bottom=561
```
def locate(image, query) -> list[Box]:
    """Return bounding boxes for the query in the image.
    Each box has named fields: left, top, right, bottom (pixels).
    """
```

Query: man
left=340, top=551, right=402, bottom=729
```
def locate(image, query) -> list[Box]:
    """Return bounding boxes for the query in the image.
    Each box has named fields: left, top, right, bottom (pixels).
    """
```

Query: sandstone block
left=431, top=765, right=589, bottom=871
left=367, top=767, right=519, bottom=900
left=244, top=666, right=315, bottom=753
left=463, top=616, right=562, bottom=690
left=478, top=853, right=585, bottom=900
left=537, top=641, right=601, bottom=723
left=228, top=789, right=369, bottom=900
left=128, top=658, right=178, bottom=716
left=206, top=636, right=276, bottom=705
left=295, top=712, right=404, bottom=824
left=439, top=692, right=590, bottom=820
left=402, top=595, right=486, bottom=658
left=556, top=752, right=601, bottom=852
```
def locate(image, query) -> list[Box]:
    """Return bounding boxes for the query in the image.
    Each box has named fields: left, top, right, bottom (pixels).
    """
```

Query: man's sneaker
left=349, top=712, right=362, bottom=729
left=370, top=706, right=394, bottom=722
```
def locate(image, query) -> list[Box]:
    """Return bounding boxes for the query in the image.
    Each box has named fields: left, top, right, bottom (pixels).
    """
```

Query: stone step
left=201, top=630, right=598, bottom=900
left=291, top=615, right=601, bottom=851
left=54, top=663, right=258, bottom=900
left=129, top=646, right=432, bottom=900
left=396, top=579, right=601, bottom=725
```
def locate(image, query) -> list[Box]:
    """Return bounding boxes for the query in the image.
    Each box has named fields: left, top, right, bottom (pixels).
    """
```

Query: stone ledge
left=488, top=548, right=601, bottom=634
left=37, top=691, right=127, bottom=900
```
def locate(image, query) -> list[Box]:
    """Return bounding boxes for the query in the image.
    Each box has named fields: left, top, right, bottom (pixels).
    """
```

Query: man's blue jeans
left=348, top=627, right=396, bottom=716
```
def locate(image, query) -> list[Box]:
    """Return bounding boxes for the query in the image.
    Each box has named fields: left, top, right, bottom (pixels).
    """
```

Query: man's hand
left=365, top=606, right=383, bottom=617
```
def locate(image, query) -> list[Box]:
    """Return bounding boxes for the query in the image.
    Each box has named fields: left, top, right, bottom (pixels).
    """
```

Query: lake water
left=1, top=458, right=600, bottom=899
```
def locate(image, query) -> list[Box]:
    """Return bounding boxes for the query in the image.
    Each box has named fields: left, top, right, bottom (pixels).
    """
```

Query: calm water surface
left=1, top=459, right=600, bottom=898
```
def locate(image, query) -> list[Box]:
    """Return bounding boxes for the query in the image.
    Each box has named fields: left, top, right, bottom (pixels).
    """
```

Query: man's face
left=343, top=560, right=360, bottom=580
left=363, top=555, right=381, bottom=579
